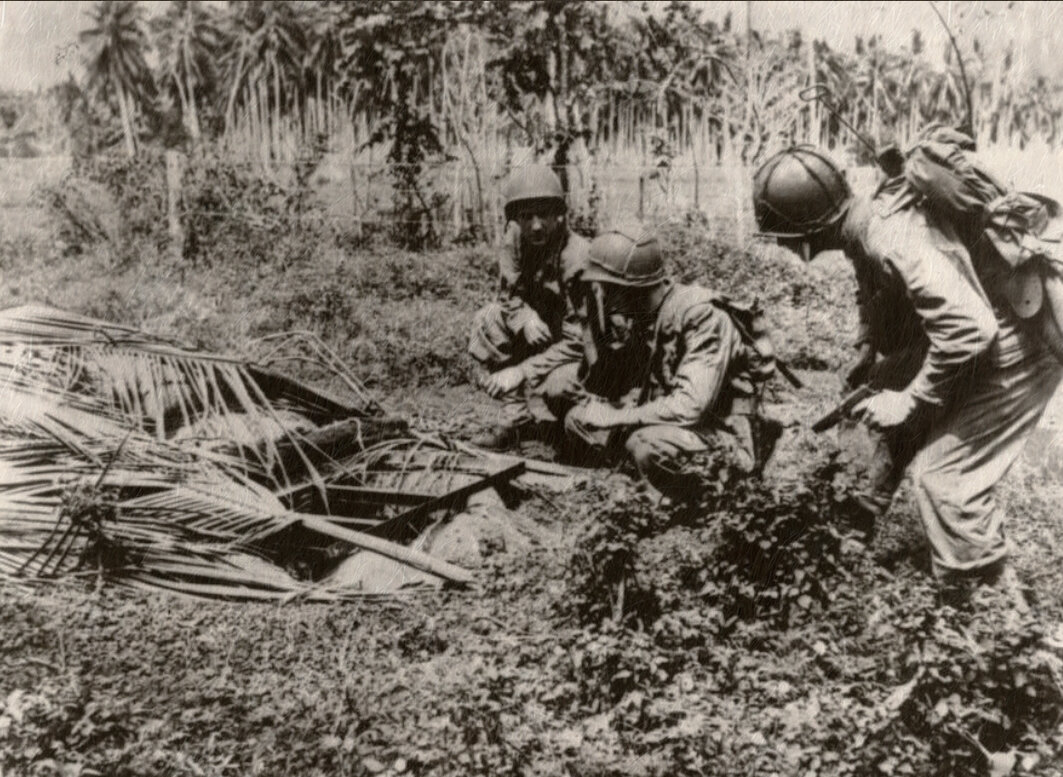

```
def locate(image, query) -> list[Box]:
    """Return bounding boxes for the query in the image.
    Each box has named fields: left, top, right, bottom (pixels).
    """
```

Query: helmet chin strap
left=775, top=236, right=815, bottom=263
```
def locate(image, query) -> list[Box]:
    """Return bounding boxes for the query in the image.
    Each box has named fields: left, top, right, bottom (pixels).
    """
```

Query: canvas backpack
left=878, top=124, right=1063, bottom=362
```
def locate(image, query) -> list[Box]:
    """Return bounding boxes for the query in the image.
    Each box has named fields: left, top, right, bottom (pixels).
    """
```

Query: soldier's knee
left=540, top=363, right=582, bottom=400
left=625, top=428, right=675, bottom=474
left=469, top=303, right=514, bottom=366
left=907, top=461, right=960, bottom=521
left=559, top=410, right=603, bottom=455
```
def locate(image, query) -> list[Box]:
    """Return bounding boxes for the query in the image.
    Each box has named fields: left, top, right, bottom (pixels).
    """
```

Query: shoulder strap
left=710, top=295, right=803, bottom=389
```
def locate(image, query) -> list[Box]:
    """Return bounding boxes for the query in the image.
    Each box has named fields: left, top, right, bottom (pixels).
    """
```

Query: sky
left=1, top=1, right=1061, bottom=92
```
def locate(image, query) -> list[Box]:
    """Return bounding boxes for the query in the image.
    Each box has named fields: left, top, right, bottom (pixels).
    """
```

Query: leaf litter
left=0, top=304, right=541, bottom=600
left=3, top=307, right=1063, bottom=774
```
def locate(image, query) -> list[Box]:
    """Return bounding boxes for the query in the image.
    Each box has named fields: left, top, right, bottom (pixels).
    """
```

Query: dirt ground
left=4, top=159, right=1063, bottom=776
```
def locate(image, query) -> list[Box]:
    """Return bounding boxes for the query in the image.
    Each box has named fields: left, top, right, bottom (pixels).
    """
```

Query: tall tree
left=153, top=0, right=221, bottom=142
left=302, top=1, right=344, bottom=136
left=80, top=0, right=153, bottom=156
left=221, top=1, right=309, bottom=145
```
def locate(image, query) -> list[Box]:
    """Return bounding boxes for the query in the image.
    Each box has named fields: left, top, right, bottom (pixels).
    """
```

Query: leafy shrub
left=179, top=151, right=333, bottom=271
left=562, top=483, right=666, bottom=629
left=74, top=150, right=169, bottom=253
left=42, top=150, right=167, bottom=264
left=567, top=454, right=867, bottom=634
left=856, top=602, right=1063, bottom=777
left=696, top=457, right=870, bottom=631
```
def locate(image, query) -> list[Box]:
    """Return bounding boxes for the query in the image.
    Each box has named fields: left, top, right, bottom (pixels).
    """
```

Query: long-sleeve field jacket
left=840, top=191, right=1003, bottom=407
left=596, top=283, right=760, bottom=433
left=496, top=222, right=589, bottom=384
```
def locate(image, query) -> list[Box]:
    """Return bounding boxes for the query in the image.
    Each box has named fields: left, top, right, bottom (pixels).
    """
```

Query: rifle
left=811, top=385, right=875, bottom=433
left=774, top=359, right=804, bottom=390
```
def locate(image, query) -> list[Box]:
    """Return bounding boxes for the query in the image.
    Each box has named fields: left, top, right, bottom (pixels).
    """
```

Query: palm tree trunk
left=117, top=84, right=137, bottom=157
left=186, top=74, right=201, bottom=142
left=225, top=50, right=247, bottom=133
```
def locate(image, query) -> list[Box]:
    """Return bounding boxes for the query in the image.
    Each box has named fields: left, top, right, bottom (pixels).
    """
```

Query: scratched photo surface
left=3, top=2, right=1063, bottom=775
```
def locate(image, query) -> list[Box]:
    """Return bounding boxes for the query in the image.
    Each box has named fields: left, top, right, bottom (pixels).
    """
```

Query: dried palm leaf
left=0, top=304, right=482, bottom=600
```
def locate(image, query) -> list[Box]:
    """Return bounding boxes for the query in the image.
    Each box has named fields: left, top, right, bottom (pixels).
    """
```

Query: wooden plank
left=308, top=484, right=431, bottom=506
left=297, top=514, right=474, bottom=585
left=367, top=461, right=525, bottom=541
left=286, top=484, right=429, bottom=521
left=266, top=416, right=410, bottom=485
left=330, top=451, right=516, bottom=478
left=246, top=365, right=379, bottom=423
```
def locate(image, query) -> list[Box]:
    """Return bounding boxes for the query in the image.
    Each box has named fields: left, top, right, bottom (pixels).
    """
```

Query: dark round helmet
left=753, top=147, right=852, bottom=237
left=583, top=226, right=666, bottom=288
left=502, top=165, right=565, bottom=220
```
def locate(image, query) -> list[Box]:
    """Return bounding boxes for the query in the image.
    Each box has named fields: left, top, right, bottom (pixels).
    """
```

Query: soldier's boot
left=937, top=561, right=1030, bottom=616
left=471, top=398, right=536, bottom=452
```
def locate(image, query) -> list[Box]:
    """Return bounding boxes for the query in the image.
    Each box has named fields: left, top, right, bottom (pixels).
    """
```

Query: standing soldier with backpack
left=468, top=165, right=589, bottom=450
left=553, top=225, right=779, bottom=499
left=752, top=145, right=1063, bottom=604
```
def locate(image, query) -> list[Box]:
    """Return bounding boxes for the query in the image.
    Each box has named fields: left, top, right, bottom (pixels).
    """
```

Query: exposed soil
left=4, top=162, right=1063, bottom=777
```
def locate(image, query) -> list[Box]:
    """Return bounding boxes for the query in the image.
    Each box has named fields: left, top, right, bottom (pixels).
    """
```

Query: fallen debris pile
left=0, top=305, right=533, bottom=600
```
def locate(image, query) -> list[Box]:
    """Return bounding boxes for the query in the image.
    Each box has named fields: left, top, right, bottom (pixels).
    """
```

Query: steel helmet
left=582, top=226, right=666, bottom=287
left=753, top=147, right=852, bottom=237
left=502, top=165, right=566, bottom=220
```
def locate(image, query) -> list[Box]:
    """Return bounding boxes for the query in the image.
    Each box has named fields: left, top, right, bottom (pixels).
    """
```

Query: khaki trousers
left=840, top=344, right=1062, bottom=574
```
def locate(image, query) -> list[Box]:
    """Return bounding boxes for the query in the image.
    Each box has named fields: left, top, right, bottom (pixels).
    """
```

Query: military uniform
left=562, top=282, right=764, bottom=497
left=838, top=190, right=1062, bottom=575
left=468, top=223, right=589, bottom=425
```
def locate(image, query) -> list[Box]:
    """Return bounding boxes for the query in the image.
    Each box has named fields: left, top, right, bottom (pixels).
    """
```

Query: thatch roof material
left=0, top=305, right=522, bottom=600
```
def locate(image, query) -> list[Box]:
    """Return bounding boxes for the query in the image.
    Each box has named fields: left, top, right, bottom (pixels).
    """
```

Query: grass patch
left=5, top=164, right=1062, bottom=776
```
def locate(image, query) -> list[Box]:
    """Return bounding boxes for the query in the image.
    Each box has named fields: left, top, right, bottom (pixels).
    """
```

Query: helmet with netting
left=753, top=147, right=852, bottom=237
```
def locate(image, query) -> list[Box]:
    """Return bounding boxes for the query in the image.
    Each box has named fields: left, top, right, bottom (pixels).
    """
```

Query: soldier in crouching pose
left=550, top=226, right=776, bottom=500
left=468, top=165, right=589, bottom=450
left=752, top=146, right=1062, bottom=603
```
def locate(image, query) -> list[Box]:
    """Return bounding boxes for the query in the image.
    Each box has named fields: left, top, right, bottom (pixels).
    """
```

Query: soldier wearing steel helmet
left=551, top=225, right=774, bottom=498
left=468, top=164, right=590, bottom=450
left=752, top=146, right=1062, bottom=602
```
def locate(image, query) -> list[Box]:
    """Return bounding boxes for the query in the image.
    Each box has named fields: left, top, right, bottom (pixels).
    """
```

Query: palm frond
left=0, top=305, right=510, bottom=600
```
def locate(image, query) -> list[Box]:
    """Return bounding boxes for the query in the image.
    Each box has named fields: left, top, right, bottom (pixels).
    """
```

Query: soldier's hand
left=853, top=389, right=916, bottom=430
left=523, top=314, right=552, bottom=347
left=481, top=366, right=526, bottom=399
left=568, top=400, right=627, bottom=430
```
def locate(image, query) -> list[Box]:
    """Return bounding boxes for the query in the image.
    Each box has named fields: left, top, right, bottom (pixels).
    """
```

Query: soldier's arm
left=497, top=223, right=538, bottom=332
left=887, top=237, right=998, bottom=406
left=852, top=261, right=874, bottom=350
left=619, top=301, right=736, bottom=427
left=842, top=262, right=878, bottom=387
left=519, top=318, right=584, bottom=386
left=520, top=239, right=591, bottom=386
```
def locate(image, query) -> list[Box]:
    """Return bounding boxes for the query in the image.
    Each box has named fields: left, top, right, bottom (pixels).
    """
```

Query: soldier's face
left=600, top=285, right=651, bottom=352
left=514, top=202, right=564, bottom=247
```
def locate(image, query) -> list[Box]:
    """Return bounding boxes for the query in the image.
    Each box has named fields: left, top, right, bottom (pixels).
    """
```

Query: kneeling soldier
left=557, top=226, right=775, bottom=499
left=468, top=165, right=589, bottom=450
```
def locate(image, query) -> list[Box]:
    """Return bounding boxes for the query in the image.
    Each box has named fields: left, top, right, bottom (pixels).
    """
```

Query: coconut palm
left=220, top=0, right=310, bottom=156
left=152, top=0, right=222, bottom=142
left=302, top=1, right=345, bottom=138
left=79, top=0, right=153, bottom=157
